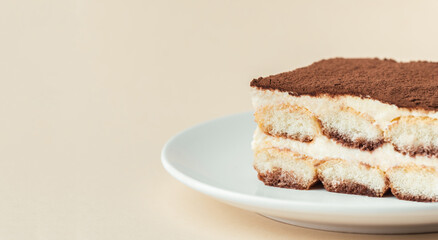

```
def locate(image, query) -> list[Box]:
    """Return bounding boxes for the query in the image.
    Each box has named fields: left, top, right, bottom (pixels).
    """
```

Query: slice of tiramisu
left=251, top=58, right=438, bottom=202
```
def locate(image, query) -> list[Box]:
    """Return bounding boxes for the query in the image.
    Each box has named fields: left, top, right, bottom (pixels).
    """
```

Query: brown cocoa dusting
left=394, top=145, right=438, bottom=158
left=319, top=176, right=384, bottom=197
left=322, top=128, right=384, bottom=151
left=257, top=169, right=315, bottom=190
left=250, top=58, right=438, bottom=111
left=391, top=188, right=437, bottom=202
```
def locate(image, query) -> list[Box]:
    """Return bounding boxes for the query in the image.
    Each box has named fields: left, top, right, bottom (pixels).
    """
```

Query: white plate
left=161, top=112, right=438, bottom=234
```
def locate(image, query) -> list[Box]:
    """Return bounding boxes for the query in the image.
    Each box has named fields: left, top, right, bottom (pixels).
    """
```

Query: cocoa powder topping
left=250, top=58, right=438, bottom=111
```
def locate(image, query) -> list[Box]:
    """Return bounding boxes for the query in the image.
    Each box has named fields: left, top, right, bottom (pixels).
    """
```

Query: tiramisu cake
left=251, top=58, right=438, bottom=202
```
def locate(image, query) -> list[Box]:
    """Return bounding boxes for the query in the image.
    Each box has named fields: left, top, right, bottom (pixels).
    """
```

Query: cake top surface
left=250, top=58, right=438, bottom=111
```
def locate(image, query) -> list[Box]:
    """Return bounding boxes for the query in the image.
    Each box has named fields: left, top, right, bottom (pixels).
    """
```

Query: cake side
left=252, top=88, right=438, bottom=157
left=253, top=128, right=438, bottom=202
left=250, top=58, right=438, bottom=111
left=251, top=87, right=438, bottom=202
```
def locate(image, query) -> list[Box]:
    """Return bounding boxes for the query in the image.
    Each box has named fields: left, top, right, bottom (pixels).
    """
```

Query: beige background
left=1, top=0, right=438, bottom=239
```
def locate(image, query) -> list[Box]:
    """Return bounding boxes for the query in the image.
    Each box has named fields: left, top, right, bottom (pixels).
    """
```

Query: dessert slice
left=251, top=58, right=438, bottom=202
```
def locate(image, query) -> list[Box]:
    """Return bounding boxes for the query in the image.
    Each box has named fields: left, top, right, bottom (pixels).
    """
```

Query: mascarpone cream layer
left=252, top=127, right=438, bottom=171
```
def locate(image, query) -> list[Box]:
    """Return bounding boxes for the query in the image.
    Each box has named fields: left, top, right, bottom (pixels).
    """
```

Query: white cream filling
left=251, top=88, right=438, bottom=129
left=252, top=127, right=438, bottom=171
